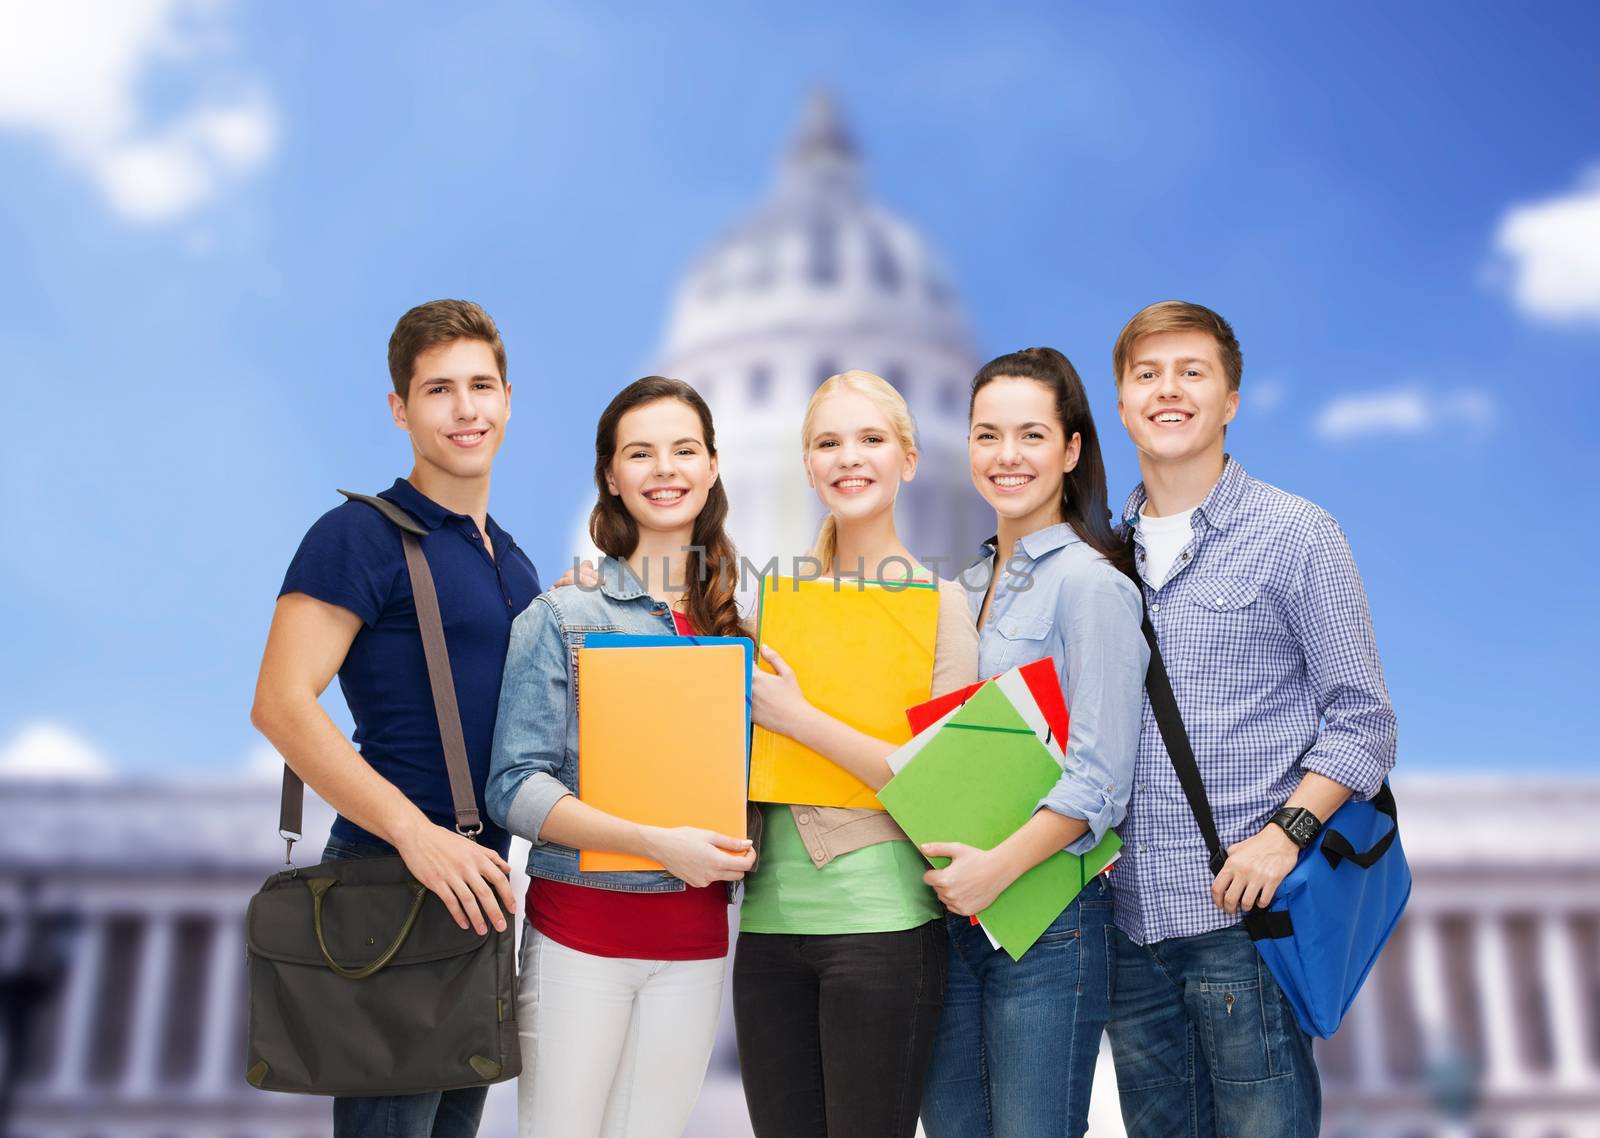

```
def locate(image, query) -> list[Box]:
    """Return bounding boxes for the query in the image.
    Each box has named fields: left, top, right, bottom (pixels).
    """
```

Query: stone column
left=1349, top=971, right=1392, bottom=1091
left=48, top=911, right=106, bottom=1096
left=196, top=912, right=244, bottom=1095
left=1405, top=914, right=1452, bottom=1053
left=1474, top=914, right=1522, bottom=1092
left=123, top=912, right=176, bottom=1094
left=1537, top=912, right=1595, bottom=1088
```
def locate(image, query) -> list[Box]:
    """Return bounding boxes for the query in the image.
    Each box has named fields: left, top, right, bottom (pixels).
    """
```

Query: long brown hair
left=969, top=348, right=1135, bottom=580
left=589, top=377, right=744, bottom=639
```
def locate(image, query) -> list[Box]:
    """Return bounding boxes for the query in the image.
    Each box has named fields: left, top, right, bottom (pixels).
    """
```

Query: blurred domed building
left=576, top=90, right=991, bottom=578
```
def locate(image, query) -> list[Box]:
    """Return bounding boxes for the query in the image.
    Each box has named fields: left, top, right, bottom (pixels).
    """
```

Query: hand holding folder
left=879, top=679, right=1121, bottom=961
left=750, top=575, right=940, bottom=810
left=575, top=637, right=750, bottom=872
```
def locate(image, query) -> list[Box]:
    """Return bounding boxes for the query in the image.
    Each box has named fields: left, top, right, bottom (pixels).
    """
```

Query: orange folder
left=750, top=575, right=940, bottom=810
left=576, top=644, right=748, bottom=872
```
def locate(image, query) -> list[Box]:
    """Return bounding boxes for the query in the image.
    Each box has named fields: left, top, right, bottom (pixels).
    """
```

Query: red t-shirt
left=525, top=609, right=731, bottom=960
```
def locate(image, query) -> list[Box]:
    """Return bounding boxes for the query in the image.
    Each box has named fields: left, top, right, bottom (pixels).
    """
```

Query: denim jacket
left=487, top=557, right=716, bottom=893
left=957, top=523, right=1148, bottom=856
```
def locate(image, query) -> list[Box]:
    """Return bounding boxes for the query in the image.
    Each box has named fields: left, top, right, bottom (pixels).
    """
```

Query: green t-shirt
left=739, top=804, right=942, bottom=934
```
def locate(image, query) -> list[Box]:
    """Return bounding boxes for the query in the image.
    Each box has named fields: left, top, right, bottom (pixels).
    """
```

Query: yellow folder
left=751, top=575, right=940, bottom=810
left=576, top=644, right=748, bottom=871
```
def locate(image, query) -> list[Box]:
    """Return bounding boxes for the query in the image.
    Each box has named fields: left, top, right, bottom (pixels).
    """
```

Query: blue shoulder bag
left=1140, top=606, right=1411, bottom=1039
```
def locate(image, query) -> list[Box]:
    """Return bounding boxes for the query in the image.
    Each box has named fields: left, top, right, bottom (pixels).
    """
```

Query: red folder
left=906, top=657, right=1070, bottom=756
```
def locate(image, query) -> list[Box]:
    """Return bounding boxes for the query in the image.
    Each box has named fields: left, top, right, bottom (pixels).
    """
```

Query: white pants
left=515, top=923, right=725, bottom=1138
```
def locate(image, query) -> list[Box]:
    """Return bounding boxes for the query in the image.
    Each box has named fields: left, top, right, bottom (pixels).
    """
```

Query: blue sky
left=1, top=0, right=1596, bottom=780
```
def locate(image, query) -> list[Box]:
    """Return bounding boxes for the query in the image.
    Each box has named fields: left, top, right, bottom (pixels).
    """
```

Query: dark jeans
left=321, top=836, right=488, bottom=1138
left=1106, top=923, right=1320, bottom=1138
left=733, top=920, right=946, bottom=1138
left=920, top=875, right=1114, bottom=1138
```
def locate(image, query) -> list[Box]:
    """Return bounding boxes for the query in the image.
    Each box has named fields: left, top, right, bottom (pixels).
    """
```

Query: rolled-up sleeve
left=1288, top=515, right=1397, bottom=800
left=487, top=597, right=573, bottom=844
left=1039, top=565, right=1149, bottom=854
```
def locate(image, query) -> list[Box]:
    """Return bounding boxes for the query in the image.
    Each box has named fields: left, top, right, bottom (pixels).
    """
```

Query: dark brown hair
left=589, top=377, right=744, bottom=640
left=386, top=299, right=507, bottom=399
left=1113, top=300, right=1242, bottom=392
left=969, top=347, right=1135, bottom=579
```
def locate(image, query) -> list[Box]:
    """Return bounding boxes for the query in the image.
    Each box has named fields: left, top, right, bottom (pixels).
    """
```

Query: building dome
left=645, top=90, right=991, bottom=580
left=662, top=91, right=972, bottom=367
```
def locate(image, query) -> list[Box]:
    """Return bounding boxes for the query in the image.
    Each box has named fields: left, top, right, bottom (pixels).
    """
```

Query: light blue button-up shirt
left=958, top=523, right=1148, bottom=855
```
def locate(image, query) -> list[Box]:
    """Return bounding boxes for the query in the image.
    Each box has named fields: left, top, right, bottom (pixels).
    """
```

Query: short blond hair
left=1113, top=300, right=1242, bottom=392
left=801, top=370, right=917, bottom=573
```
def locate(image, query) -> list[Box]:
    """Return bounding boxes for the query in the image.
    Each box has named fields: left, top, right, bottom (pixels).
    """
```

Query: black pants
left=733, top=920, right=946, bottom=1138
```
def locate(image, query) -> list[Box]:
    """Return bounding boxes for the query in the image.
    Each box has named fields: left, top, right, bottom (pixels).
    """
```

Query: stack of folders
left=750, top=575, right=940, bottom=810
left=879, top=664, right=1122, bottom=961
left=575, top=634, right=752, bottom=872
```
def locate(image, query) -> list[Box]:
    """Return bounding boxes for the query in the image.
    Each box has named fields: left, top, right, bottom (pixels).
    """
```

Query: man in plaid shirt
left=1105, top=301, right=1397, bottom=1138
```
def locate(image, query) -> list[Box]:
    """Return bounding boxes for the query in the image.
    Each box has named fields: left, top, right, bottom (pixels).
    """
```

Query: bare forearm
left=787, top=705, right=897, bottom=790
left=251, top=692, right=428, bottom=846
left=992, top=809, right=1090, bottom=888
left=537, top=794, right=656, bottom=859
left=1285, top=771, right=1352, bottom=823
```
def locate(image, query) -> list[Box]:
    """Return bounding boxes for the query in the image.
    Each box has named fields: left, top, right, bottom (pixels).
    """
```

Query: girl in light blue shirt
left=919, top=347, right=1148, bottom=1138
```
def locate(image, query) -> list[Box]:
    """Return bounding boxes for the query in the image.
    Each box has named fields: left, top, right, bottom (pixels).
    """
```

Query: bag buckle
left=279, top=828, right=300, bottom=868
left=457, top=822, right=483, bottom=838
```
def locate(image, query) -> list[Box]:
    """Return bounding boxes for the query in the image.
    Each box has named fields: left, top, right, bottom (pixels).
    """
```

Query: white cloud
left=1492, top=166, right=1600, bottom=323
left=0, top=722, right=115, bottom=781
left=1313, top=385, right=1494, bottom=442
left=0, top=0, right=276, bottom=222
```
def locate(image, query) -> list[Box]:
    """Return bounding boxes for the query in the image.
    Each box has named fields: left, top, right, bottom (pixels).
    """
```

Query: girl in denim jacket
left=918, top=349, right=1148, bottom=1138
left=487, top=377, right=754, bottom=1138
left=737, top=371, right=978, bottom=1138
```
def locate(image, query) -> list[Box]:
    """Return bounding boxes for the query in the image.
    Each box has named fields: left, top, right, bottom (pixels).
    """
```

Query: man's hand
left=644, top=827, right=756, bottom=889
left=1212, top=824, right=1300, bottom=913
left=752, top=646, right=814, bottom=738
left=393, top=820, right=518, bottom=935
left=921, top=842, right=1012, bottom=917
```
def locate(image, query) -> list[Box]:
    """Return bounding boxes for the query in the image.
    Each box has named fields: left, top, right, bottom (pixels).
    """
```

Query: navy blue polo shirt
left=279, top=478, right=541, bottom=856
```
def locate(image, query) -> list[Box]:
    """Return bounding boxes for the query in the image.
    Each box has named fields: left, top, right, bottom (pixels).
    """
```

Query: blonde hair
left=800, top=370, right=918, bottom=573
left=1112, top=300, right=1243, bottom=392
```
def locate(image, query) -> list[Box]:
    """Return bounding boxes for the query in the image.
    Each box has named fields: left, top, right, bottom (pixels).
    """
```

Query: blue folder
left=581, top=634, right=754, bottom=773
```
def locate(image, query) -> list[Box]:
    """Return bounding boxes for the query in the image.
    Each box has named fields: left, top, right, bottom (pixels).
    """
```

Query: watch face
left=1289, top=813, right=1318, bottom=844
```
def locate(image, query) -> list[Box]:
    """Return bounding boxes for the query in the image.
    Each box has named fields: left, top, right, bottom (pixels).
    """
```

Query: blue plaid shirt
left=1114, top=458, right=1397, bottom=945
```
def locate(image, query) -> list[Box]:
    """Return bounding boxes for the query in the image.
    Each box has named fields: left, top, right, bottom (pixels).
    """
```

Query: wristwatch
left=1270, top=806, right=1322, bottom=850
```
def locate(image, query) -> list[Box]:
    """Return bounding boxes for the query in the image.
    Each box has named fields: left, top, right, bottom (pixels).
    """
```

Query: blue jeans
left=920, top=875, right=1113, bottom=1138
left=1106, top=923, right=1320, bottom=1138
left=321, top=837, right=488, bottom=1138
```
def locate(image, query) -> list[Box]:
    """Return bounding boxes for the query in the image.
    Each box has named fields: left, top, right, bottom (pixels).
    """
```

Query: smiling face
left=603, top=397, right=719, bottom=539
left=804, top=387, right=917, bottom=526
left=1117, top=329, right=1238, bottom=469
left=387, top=338, right=510, bottom=481
left=969, top=375, right=1081, bottom=535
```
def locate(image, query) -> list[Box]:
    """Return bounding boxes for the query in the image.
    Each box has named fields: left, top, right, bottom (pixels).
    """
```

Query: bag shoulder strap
left=1138, top=588, right=1228, bottom=876
left=1139, top=580, right=1292, bottom=939
left=277, top=490, right=483, bottom=860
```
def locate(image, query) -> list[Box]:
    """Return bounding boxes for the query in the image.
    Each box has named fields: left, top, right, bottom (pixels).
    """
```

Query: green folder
left=877, top=681, right=1122, bottom=961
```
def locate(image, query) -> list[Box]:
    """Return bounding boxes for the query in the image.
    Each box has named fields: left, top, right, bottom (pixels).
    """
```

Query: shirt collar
left=595, top=556, right=653, bottom=603
left=974, top=521, right=1083, bottom=565
left=1122, top=456, right=1248, bottom=533
left=378, top=477, right=507, bottom=543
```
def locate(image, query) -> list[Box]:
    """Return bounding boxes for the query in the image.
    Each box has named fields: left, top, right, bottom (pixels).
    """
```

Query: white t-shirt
left=1138, top=505, right=1197, bottom=589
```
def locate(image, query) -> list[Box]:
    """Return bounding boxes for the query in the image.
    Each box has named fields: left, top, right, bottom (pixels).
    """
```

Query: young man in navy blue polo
left=252, top=299, right=541, bottom=1138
